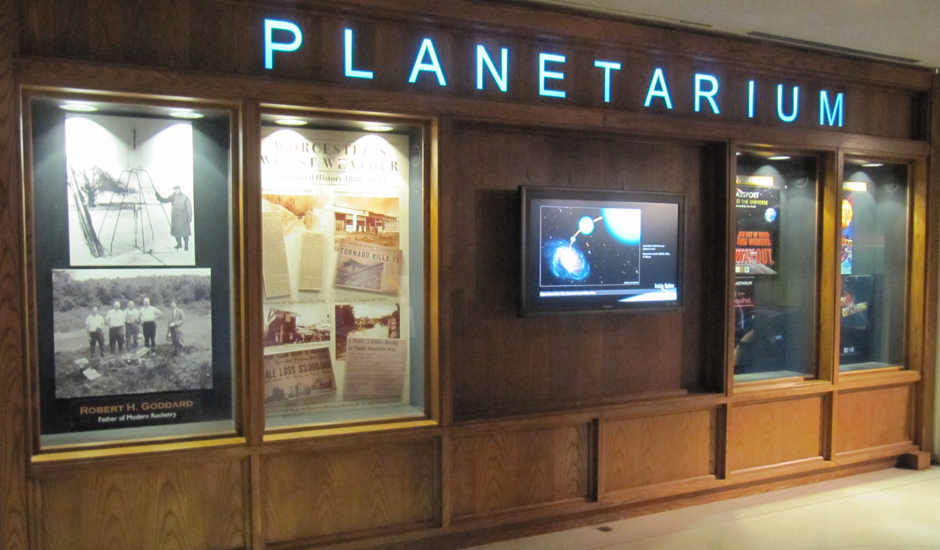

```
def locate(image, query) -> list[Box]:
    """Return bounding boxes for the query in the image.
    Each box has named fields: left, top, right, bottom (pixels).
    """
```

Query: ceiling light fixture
left=60, top=103, right=98, bottom=112
left=768, top=156, right=791, bottom=161
left=843, top=181, right=868, bottom=192
left=363, top=124, right=394, bottom=132
left=274, top=118, right=307, bottom=126
left=169, top=110, right=204, bottom=119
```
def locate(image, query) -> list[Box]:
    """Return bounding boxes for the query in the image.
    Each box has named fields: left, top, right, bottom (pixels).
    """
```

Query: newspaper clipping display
left=264, top=345, right=335, bottom=403
left=344, top=338, right=407, bottom=398
left=260, top=126, right=412, bottom=419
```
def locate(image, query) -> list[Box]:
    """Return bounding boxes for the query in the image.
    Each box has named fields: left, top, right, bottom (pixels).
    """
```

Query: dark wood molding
left=0, top=0, right=29, bottom=547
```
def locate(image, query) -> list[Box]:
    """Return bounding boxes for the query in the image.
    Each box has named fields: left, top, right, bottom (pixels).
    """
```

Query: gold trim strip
left=31, top=437, right=248, bottom=463
left=263, top=420, right=439, bottom=442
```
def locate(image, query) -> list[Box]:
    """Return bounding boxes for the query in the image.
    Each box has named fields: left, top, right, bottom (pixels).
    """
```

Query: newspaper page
left=335, top=239, right=402, bottom=294
left=263, top=345, right=335, bottom=403
left=260, top=126, right=415, bottom=416
left=343, top=337, right=407, bottom=398
left=298, top=231, right=327, bottom=291
left=262, top=211, right=292, bottom=298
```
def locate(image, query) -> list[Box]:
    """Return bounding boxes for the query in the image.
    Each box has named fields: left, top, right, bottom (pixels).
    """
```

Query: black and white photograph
left=334, top=302, right=400, bottom=361
left=66, top=113, right=197, bottom=266
left=264, top=302, right=332, bottom=347
left=334, top=239, right=403, bottom=294
left=52, top=268, right=213, bottom=398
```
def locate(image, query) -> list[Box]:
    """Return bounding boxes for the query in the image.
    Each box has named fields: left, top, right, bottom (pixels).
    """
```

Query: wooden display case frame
left=20, top=88, right=248, bottom=460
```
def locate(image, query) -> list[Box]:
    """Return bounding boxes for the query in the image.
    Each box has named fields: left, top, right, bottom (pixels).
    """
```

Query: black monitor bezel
left=520, top=186, right=686, bottom=316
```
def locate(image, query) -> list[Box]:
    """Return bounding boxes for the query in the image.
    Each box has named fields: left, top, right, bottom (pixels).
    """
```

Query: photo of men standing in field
left=51, top=268, right=213, bottom=399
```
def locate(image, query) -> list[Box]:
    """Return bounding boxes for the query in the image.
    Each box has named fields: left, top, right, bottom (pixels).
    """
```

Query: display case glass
left=28, top=94, right=237, bottom=448
left=838, top=159, right=909, bottom=372
left=259, top=111, right=428, bottom=431
left=733, top=152, right=820, bottom=382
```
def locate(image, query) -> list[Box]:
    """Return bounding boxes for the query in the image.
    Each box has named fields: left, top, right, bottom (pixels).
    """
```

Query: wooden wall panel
left=16, top=0, right=926, bottom=139
left=603, top=409, right=715, bottom=492
left=834, top=385, right=913, bottom=454
left=727, top=397, right=823, bottom=472
left=449, top=423, right=590, bottom=517
left=261, top=440, right=436, bottom=544
left=35, top=460, right=247, bottom=550
left=446, top=125, right=717, bottom=420
left=0, top=0, right=28, bottom=548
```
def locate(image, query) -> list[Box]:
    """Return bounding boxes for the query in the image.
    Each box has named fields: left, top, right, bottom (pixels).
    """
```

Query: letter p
left=264, top=19, right=303, bottom=70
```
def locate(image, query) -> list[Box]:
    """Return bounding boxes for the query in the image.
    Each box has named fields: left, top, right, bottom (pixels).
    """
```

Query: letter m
left=820, top=91, right=844, bottom=127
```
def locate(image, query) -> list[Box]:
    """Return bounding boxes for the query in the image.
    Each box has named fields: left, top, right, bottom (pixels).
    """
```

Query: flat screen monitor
left=520, top=186, right=685, bottom=315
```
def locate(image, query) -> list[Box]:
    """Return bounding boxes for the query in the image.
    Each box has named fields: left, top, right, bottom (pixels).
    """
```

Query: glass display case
left=27, top=94, right=237, bottom=447
left=258, top=110, right=430, bottom=432
left=733, top=152, right=820, bottom=382
left=839, top=159, right=909, bottom=372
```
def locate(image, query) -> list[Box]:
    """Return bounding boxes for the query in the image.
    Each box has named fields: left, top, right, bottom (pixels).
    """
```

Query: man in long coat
left=155, top=185, right=193, bottom=251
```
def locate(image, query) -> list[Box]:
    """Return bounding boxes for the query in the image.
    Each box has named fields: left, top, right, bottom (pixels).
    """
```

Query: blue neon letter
left=747, top=80, right=756, bottom=118
left=408, top=39, right=447, bottom=86
left=819, top=91, right=844, bottom=127
left=777, top=84, right=800, bottom=122
left=477, top=46, right=509, bottom=91
left=264, top=19, right=303, bottom=70
left=694, top=74, right=721, bottom=114
left=344, top=29, right=373, bottom=79
left=644, top=68, right=673, bottom=109
left=539, top=53, right=567, bottom=98
left=594, top=61, right=621, bottom=103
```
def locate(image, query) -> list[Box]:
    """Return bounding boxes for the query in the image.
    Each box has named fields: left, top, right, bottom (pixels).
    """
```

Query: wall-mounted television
left=520, top=186, right=685, bottom=315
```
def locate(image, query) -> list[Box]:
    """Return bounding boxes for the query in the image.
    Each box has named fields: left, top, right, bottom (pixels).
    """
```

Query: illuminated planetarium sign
left=262, top=18, right=845, bottom=128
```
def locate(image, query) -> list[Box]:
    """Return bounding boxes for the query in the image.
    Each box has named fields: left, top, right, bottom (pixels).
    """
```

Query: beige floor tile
left=464, top=500, right=758, bottom=550
left=731, top=467, right=940, bottom=514
left=462, top=467, right=940, bottom=550
left=629, top=507, right=857, bottom=550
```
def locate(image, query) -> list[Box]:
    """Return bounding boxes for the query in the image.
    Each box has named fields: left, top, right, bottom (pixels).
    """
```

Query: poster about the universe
left=539, top=206, right=641, bottom=287
left=734, top=186, right=780, bottom=275
left=841, top=193, right=855, bottom=275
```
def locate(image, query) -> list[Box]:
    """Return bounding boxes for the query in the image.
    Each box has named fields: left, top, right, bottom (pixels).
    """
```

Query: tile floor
left=464, top=465, right=940, bottom=550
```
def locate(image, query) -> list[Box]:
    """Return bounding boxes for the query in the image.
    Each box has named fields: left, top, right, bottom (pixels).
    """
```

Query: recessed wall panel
left=728, top=397, right=823, bottom=472
left=604, top=409, right=715, bottom=492
left=450, top=423, right=590, bottom=517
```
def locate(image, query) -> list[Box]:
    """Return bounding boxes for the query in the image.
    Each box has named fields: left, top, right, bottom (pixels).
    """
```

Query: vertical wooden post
left=921, top=76, right=940, bottom=460
left=0, top=1, right=30, bottom=549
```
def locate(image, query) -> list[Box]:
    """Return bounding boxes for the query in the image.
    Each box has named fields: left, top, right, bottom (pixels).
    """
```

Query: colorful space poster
left=841, top=193, right=855, bottom=274
left=734, top=185, right=780, bottom=275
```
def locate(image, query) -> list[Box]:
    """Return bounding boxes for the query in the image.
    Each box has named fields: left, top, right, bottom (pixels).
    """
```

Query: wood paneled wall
left=835, top=385, right=913, bottom=454
left=727, top=397, right=823, bottom=473
left=449, top=423, right=591, bottom=518
left=262, top=441, right=437, bottom=544
left=34, top=460, right=248, bottom=550
left=15, top=0, right=926, bottom=140
left=0, top=0, right=28, bottom=548
left=603, top=409, right=715, bottom=494
left=0, top=1, right=936, bottom=550
left=444, top=125, right=724, bottom=420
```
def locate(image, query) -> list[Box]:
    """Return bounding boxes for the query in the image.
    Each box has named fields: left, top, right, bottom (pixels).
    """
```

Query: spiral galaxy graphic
left=545, top=239, right=590, bottom=281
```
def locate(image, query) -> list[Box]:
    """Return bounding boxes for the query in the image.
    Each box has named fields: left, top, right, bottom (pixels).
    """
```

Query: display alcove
left=26, top=93, right=239, bottom=449
left=733, top=151, right=821, bottom=382
left=256, top=109, right=436, bottom=436
left=839, top=158, right=910, bottom=372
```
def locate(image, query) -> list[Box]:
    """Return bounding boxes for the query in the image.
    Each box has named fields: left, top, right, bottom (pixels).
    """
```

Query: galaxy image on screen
left=540, top=206, right=641, bottom=287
